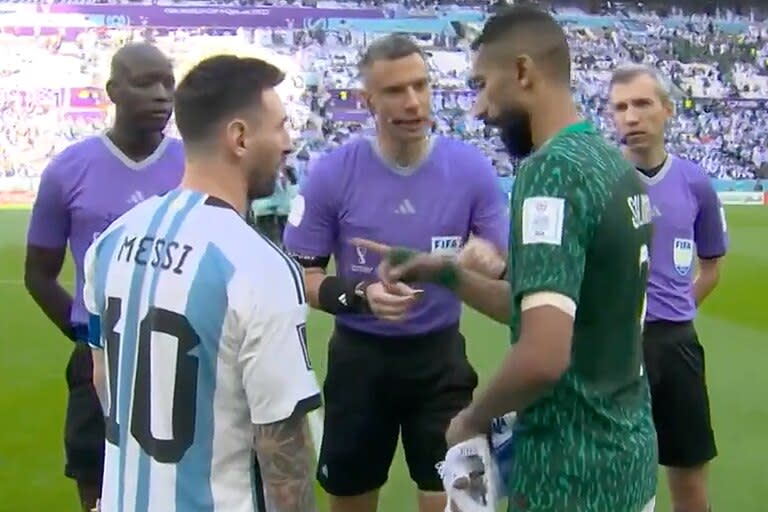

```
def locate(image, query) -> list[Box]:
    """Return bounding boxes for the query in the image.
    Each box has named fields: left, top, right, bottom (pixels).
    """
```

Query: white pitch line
left=0, top=279, right=26, bottom=286
left=0, top=279, right=73, bottom=286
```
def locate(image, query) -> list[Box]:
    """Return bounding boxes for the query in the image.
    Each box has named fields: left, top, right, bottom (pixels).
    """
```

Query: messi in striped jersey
left=83, top=56, right=320, bottom=512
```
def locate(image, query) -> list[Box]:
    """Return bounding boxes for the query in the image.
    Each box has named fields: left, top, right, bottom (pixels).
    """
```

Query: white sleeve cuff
left=521, top=291, right=576, bottom=318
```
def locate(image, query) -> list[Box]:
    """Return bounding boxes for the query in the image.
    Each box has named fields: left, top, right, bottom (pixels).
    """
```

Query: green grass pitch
left=0, top=207, right=766, bottom=511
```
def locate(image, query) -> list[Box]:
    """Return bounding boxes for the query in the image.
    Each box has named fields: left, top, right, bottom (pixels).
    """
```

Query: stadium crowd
left=0, top=1, right=767, bottom=195
left=9, top=3, right=764, bottom=512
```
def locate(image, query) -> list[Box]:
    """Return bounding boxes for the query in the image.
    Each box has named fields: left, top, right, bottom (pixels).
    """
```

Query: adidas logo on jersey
left=128, top=190, right=146, bottom=205
left=394, top=199, right=415, bottom=214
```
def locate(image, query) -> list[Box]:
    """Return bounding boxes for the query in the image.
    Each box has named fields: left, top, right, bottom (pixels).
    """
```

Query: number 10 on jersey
left=102, top=296, right=201, bottom=464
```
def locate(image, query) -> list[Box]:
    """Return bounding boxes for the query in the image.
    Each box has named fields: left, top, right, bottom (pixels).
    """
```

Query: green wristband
left=389, top=247, right=419, bottom=266
left=386, top=248, right=459, bottom=289
left=433, top=262, right=460, bottom=290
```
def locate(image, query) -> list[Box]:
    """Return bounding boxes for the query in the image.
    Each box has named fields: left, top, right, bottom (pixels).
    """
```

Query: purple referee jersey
left=640, top=156, right=728, bottom=322
left=26, top=134, right=184, bottom=325
left=283, top=136, right=509, bottom=336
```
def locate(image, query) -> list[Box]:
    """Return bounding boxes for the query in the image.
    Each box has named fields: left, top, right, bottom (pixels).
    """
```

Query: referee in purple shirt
left=283, top=35, right=508, bottom=512
left=24, top=44, right=183, bottom=511
left=609, top=64, right=728, bottom=512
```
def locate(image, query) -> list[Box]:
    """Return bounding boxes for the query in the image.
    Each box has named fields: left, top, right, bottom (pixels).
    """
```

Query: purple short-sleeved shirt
left=26, top=134, right=185, bottom=325
left=640, top=156, right=728, bottom=322
left=283, top=135, right=509, bottom=336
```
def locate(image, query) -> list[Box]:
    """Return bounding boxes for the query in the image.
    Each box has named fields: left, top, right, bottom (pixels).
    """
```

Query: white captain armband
left=521, top=292, right=576, bottom=318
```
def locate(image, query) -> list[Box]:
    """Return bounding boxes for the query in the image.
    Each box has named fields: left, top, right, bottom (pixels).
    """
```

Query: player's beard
left=495, top=106, right=534, bottom=158
left=246, top=166, right=277, bottom=202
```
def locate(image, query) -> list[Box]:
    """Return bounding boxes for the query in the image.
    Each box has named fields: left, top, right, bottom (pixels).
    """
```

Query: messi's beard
left=246, top=171, right=277, bottom=202
left=495, top=107, right=534, bottom=159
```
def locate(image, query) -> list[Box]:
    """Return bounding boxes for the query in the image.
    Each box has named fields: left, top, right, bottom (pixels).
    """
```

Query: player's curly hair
left=173, top=55, right=285, bottom=145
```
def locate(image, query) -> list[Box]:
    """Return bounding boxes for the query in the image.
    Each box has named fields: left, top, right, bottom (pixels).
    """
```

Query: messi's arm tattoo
left=253, top=412, right=317, bottom=512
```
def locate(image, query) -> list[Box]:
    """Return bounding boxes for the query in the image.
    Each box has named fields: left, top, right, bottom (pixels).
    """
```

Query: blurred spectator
left=1, top=1, right=766, bottom=196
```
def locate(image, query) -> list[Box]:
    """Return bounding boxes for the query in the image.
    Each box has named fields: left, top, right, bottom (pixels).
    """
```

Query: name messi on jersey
left=116, top=235, right=193, bottom=274
left=627, top=194, right=653, bottom=229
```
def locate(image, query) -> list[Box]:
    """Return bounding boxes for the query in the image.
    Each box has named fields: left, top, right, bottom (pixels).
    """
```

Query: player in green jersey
left=354, top=5, right=657, bottom=512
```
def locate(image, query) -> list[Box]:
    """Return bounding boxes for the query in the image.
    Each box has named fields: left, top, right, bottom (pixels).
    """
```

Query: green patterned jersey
left=507, top=121, right=657, bottom=512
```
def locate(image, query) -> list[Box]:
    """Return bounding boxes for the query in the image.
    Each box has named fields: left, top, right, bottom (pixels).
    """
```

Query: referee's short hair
left=174, top=55, right=285, bottom=148
left=609, top=63, right=675, bottom=107
left=358, top=34, right=425, bottom=75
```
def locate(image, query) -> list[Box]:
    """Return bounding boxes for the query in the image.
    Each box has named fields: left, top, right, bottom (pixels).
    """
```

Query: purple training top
left=284, top=135, right=509, bottom=337
left=27, top=135, right=185, bottom=325
left=640, top=155, right=728, bottom=323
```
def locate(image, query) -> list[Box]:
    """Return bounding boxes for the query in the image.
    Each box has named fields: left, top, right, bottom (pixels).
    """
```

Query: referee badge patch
left=673, top=238, right=694, bottom=276
left=431, top=236, right=462, bottom=256
left=521, top=196, right=565, bottom=245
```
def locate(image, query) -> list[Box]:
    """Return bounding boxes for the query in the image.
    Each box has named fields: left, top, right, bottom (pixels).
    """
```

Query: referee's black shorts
left=643, top=320, right=717, bottom=468
left=64, top=341, right=105, bottom=484
left=317, top=322, right=478, bottom=496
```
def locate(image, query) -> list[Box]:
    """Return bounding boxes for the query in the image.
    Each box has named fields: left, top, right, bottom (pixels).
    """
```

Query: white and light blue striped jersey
left=83, top=189, right=320, bottom=512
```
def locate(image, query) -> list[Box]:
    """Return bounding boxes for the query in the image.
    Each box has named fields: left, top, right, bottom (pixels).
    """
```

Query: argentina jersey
left=83, top=189, right=321, bottom=512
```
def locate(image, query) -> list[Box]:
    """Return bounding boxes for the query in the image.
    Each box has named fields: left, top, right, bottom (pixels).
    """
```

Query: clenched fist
left=457, top=236, right=506, bottom=279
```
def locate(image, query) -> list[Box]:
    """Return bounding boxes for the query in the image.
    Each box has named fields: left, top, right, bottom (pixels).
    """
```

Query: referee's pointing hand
left=351, top=238, right=454, bottom=285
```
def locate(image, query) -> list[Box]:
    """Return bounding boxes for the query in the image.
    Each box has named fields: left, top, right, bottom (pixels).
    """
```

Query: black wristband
left=317, top=276, right=371, bottom=315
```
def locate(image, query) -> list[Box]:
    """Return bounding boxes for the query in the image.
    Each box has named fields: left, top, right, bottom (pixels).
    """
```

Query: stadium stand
left=0, top=0, right=766, bottom=209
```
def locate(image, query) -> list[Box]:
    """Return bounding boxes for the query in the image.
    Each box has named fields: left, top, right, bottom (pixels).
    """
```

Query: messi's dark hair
left=174, top=55, right=285, bottom=146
